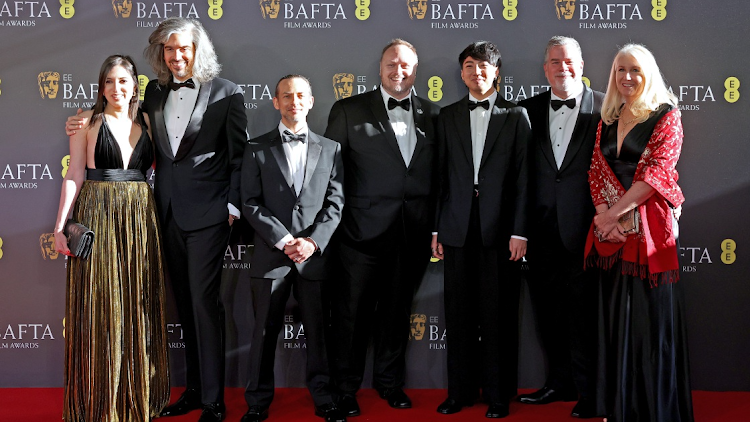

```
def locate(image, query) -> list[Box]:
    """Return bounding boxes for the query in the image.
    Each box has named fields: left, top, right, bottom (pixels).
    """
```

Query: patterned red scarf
left=585, top=108, right=685, bottom=286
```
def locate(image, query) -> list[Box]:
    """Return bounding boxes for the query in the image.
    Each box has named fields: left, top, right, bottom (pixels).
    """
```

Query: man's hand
left=65, top=108, right=87, bottom=136
left=509, top=238, right=526, bottom=261
left=431, top=234, right=444, bottom=260
left=284, top=237, right=316, bottom=263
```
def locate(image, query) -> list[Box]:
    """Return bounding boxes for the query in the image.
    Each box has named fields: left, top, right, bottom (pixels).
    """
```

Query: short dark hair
left=274, top=74, right=312, bottom=98
left=458, top=41, right=502, bottom=69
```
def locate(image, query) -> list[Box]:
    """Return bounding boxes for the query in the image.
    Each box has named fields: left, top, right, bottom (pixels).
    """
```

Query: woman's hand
left=54, top=231, right=71, bottom=256
left=593, top=209, right=620, bottom=237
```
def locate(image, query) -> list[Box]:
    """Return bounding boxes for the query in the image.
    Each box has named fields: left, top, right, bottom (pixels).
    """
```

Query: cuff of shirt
left=275, top=234, right=294, bottom=250
left=305, top=237, right=319, bottom=252
left=511, top=235, right=527, bottom=242
left=228, top=203, right=240, bottom=218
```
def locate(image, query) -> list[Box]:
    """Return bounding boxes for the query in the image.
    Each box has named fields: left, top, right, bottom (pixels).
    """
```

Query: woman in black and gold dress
left=53, top=55, right=169, bottom=422
left=585, top=44, right=693, bottom=422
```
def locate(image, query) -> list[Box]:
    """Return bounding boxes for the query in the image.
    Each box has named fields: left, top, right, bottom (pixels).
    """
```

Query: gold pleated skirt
left=64, top=179, right=169, bottom=422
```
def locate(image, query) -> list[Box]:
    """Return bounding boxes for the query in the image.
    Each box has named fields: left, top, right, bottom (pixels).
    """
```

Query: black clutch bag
left=64, top=219, right=95, bottom=259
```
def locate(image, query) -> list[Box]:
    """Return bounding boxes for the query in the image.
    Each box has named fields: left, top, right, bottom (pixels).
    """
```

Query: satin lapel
left=559, top=85, right=593, bottom=172
left=369, top=91, right=407, bottom=167
left=536, top=91, right=557, bottom=170
left=301, top=133, right=322, bottom=194
left=480, top=99, right=509, bottom=169
left=454, top=96, right=474, bottom=168
left=153, top=85, right=173, bottom=160
left=269, top=133, right=294, bottom=193
left=175, top=79, right=212, bottom=161
left=409, top=96, right=428, bottom=169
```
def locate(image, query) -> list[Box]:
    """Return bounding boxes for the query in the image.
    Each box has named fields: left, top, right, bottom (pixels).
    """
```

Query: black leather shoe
left=240, top=405, right=269, bottom=422
left=159, top=389, right=202, bottom=417
left=571, top=397, right=597, bottom=418
left=337, top=395, right=360, bottom=417
left=516, top=387, right=577, bottom=404
left=197, top=403, right=225, bottom=422
left=437, top=398, right=472, bottom=414
left=315, top=402, right=348, bottom=422
left=376, top=387, right=412, bottom=409
left=485, top=402, right=509, bottom=418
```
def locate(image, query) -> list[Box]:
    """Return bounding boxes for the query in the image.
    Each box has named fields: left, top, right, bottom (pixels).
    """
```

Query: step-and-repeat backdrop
left=1, top=0, right=748, bottom=392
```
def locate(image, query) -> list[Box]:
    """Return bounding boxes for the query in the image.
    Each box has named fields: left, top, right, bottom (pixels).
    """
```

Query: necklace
left=618, top=115, right=638, bottom=141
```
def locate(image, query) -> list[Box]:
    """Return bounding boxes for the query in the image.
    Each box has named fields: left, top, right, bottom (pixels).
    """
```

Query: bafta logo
left=555, top=0, right=575, bottom=20
left=259, top=0, right=280, bottom=19
left=39, top=233, right=60, bottom=260
left=38, top=71, right=60, bottom=99
left=112, top=0, right=132, bottom=18
left=409, top=314, right=426, bottom=340
left=332, top=73, right=354, bottom=100
left=407, top=0, right=427, bottom=20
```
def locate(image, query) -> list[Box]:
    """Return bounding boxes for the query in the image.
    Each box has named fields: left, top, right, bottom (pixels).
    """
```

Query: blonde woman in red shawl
left=585, top=44, right=694, bottom=422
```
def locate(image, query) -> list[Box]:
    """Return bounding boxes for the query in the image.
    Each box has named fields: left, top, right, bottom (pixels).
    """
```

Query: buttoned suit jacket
left=324, top=89, right=440, bottom=251
left=519, top=84, right=604, bottom=256
left=241, top=129, right=344, bottom=281
left=142, top=78, right=248, bottom=231
left=435, top=95, right=531, bottom=248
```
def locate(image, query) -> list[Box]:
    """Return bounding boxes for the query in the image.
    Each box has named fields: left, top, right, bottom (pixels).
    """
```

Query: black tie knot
left=169, top=78, right=195, bottom=91
left=388, top=97, right=411, bottom=111
left=468, top=100, right=490, bottom=111
left=551, top=98, right=576, bottom=111
left=282, top=130, right=306, bottom=143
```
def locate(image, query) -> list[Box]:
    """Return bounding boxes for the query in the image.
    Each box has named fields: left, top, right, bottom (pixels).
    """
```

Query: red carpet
left=2, top=387, right=748, bottom=421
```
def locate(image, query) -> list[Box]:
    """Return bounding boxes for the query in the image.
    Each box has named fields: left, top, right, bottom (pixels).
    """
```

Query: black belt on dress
left=87, top=169, right=146, bottom=182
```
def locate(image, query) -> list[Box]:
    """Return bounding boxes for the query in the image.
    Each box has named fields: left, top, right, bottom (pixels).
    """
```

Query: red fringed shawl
left=584, top=108, right=685, bottom=286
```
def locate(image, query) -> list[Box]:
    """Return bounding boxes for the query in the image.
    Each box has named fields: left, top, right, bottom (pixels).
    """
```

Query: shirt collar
left=380, top=85, right=412, bottom=110
left=468, top=90, right=497, bottom=108
left=171, top=76, right=201, bottom=91
left=278, top=121, right=308, bottom=138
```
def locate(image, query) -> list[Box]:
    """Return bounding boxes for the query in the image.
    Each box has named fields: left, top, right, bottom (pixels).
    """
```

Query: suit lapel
left=453, top=96, right=474, bottom=168
left=559, top=85, right=593, bottom=172
left=535, top=91, right=557, bottom=171
left=480, top=98, right=509, bottom=169
left=301, top=132, right=323, bottom=194
left=175, top=79, right=212, bottom=161
left=409, top=96, right=428, bottom=169
left=269, top=132, right=294, bottom=192
left=369, top=91, right=407, bottom=168
left=152, top=85, right=173, bottom=160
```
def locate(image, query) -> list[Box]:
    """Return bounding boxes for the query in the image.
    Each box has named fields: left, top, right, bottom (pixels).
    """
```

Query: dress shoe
left=516, top=387, right=577, bottom=404
left=376, top=387, right=412, bottom=409
left=337, top=395, right=360, bottom=417
left=159, top=389, right=202, bottom=417
left=436, top=398, right=472, bottom=414
left=315, top=402, right=348, bottom=422
left=485, top=402, right=509, bottom=418
left=240, top=405, right=269, bottom=422
left=571, top=397, right=598, bottom=418
left=197, top=403, right=225, bottom=422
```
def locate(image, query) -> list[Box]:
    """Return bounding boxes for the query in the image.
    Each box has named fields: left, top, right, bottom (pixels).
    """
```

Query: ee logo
left=355, top=0, right=370, bottom=20
left=428, top=76, right=443, bottom=102
left=503, top=0, right=517, bottom=21
left=721, top=239, right=736, bottom=264
left=60, top=0, right=74, bottom=18
left=208, top=0, right=223, bottom=19
left=0, top=236, right=4, bottom=260
left=724, top=77, right=740, bottom=103
left=651, top=0, right=666, bottom=21
left=62, top=155, right=70, bottom=178
left=582, top=76, right=591, bottom=87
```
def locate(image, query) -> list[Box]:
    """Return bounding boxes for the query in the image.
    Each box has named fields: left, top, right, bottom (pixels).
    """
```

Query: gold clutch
left=619, top=209, right=640, bottom=235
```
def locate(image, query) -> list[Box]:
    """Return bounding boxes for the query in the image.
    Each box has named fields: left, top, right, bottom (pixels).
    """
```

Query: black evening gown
left=595, top=104, right=694, bottom=422
left=63, top=114, right=169, bottom=422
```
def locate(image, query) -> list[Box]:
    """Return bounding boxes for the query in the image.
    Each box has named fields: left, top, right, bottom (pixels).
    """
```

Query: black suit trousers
left=331, top=233, right=429, bottom=395
left=443, top=197, right=521, bottom=404
left=244, top=272, right=333, bottom=408
left=527, top=230, right=597, bottom=398
left=162, top=207, right=230, bottom=405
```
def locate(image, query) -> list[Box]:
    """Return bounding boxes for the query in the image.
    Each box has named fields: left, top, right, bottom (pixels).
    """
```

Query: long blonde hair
left=601, top=43, right=677, bottom=125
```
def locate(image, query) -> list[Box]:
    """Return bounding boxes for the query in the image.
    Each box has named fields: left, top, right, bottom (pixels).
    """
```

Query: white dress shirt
left=469, top=91, right=497, bottom=184
left=274, top=122, right=309, bottom=250
left=380, top=86, right=417, bottom=166
left=548, top=88, right=583, bottom=169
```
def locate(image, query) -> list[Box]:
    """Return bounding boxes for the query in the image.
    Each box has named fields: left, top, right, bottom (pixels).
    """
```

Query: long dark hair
left=88, top=55, right=140, bottom=128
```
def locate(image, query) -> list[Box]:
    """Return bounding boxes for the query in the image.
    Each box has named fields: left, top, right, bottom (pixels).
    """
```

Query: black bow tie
left=282, top=130, right=306, bottom=143
left=468, top=100, right=490, bottom=111
left=551, top=98, right=576, bottom=111
left=388, top=97, right=411, bottom=111
left=169, top=78, right=195, bottom=91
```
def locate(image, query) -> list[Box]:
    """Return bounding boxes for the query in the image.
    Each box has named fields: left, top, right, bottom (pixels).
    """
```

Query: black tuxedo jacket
left=142, top=78, right=248, bottom=231
left=324, top=89, right=440, bottom=250
left=435, top=95, right=531, bottom=248
left=519, top=84, right=604, bottom=255
left=241, top=129, right=344, bottom=280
